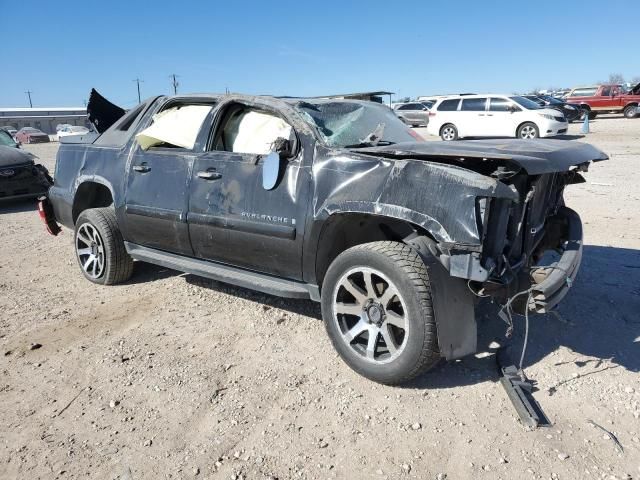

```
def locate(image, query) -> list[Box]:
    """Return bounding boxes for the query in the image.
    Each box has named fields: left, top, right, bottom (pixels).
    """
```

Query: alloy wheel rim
left=76, top=223, right=105, bottom=279
left=521, top=126, right=536, bottom=139
left=442, top=127, right=455, bottom=140
left=332, top=267, right=409, bottom=364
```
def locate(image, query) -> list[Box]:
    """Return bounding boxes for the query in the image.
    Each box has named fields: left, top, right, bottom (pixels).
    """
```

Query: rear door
left=187, top=103, right=310, bottom=279
left=458, top=97, right=488, bottom=137
left=124, top=102, right=214, bottom=256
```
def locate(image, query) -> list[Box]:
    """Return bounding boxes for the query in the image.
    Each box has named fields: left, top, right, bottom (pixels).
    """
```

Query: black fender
left=405, top=235, right=477, bottom=360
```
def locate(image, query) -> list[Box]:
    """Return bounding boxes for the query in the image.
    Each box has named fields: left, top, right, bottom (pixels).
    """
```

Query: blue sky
left=1, top=0, right=637, bottom=108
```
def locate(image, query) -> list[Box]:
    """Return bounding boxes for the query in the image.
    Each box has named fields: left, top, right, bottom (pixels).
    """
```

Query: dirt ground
left=1, top=116, right=639, bottom=480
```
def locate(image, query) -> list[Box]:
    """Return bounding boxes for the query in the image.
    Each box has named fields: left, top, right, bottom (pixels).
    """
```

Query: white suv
left=426, top=94, right=568, bottom=141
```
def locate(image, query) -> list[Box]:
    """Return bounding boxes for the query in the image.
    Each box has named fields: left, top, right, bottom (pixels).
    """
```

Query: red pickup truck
left=565, top=83, right=640, bottom=119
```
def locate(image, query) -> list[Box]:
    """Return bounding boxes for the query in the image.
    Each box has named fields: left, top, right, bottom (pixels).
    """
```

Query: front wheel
left=623, top=105, right=639, bottom=119
left=321, top=242, right=440, bottom=385
left=517, top=122, right=539, bottom=139
left=74, top=208, right=134, bottom=285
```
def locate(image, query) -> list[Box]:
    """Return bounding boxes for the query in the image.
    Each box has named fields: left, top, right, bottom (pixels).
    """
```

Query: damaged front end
left=358, top=139, right=607, bottom=315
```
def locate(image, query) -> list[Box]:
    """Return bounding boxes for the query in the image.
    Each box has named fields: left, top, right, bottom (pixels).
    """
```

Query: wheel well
left=439, top=123, right=455, bottom=135
left=72, top=182, right=114, bottom=224
left=315, top=213, right=432, bottom=288
left=624, top=102, right=638, bottom=109
left=579, top=104, right=591, bottom=111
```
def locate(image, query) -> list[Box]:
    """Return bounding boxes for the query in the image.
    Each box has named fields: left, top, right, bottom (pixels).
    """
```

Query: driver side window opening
left=211, top=105, right=294, bottom=156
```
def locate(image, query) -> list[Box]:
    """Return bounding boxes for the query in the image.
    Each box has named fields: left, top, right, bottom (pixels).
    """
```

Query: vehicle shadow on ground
left=126, top=261, right=182, bottom=285
left=0, top=198, right=37, bottom=215
left=184, top=274, right=323, bottom=319
left=554, top=134, right=585, bottom=140
left=409, top=244, right=640, bottom=389
left=128, top=245, right=639, bottom=390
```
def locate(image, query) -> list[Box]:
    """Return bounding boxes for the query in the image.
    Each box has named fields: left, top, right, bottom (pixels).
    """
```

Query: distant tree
left=397, top=96, right=411, bottom=103
left=608, top=73, right=625, bottom=84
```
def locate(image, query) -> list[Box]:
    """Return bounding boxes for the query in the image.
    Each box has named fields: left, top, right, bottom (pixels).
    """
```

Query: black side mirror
left=271, top=136, right=294, bottom=160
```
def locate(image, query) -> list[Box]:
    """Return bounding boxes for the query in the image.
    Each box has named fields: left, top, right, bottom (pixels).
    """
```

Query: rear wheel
left=440, top=124, right=458, bottom=141
left=74, top=208, right=133, bottom=285
left=623, top=105, right=638, bottom=119
left=321, top=242, right=440, bottom=385
left=517, top=122, right=539, bottom=139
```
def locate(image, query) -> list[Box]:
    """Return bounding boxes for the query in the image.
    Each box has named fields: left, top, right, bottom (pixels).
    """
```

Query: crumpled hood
left=355, top=139, right=608, bottom=175
left=0, top=145, right=36, bottom=168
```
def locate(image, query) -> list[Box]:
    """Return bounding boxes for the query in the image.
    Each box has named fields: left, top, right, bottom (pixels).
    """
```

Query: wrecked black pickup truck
left=39, top=89, right=607, bottom=385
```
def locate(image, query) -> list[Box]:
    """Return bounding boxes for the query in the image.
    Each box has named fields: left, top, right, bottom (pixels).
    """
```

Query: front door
left=486, top=97, right=519, bottom=137
left=187, top=105, right=309, bottom=279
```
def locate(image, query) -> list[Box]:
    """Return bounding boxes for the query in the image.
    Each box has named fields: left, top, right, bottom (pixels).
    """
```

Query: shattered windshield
left=295, top=101, right=420, bottom=148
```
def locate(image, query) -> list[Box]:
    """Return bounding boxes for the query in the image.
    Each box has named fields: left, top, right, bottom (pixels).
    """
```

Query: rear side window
left=489, top=98, right=512, bottom=111
left=569, top=88, right=597, bottom=97
left=600, top=86, right=611, bottom=96
left=398, top=103, right=422, bottom=110
left=437, top=99, right=460, bottom=111
left=136, top=104, right=214, bottom=150
left=461, top=98, right=487, bottom=111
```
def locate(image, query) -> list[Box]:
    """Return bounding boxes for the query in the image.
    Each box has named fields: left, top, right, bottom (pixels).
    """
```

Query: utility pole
left=133, top=78, right=144, bottom=103
left=25, top=91, right=33, bottom=108
left=170, top=74, right=179, bottom=95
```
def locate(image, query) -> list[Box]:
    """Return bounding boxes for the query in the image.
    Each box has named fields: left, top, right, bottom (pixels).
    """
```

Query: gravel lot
left=1, top=116, right=639, bottom=480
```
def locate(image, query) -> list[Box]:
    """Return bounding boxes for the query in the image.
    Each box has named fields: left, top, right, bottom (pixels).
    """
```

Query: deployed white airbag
left=136, top=105, right=212, bottom=150
left=225, top=111, right=292, bottom=155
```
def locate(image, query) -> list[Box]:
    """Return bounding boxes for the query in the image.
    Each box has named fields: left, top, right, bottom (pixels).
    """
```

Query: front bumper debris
left=528, top=207, right=582, bottom=313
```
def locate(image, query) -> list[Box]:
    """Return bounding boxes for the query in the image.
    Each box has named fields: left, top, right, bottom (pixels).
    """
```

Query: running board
left=124, top=243, right=319, bottom=301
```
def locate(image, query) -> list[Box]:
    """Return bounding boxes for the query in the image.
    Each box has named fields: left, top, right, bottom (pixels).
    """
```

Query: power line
left=169, top=74, right=180, bottom=95
left=133, top=78, right=144, bottom=103
left=25, top=91, right=33, bottom=108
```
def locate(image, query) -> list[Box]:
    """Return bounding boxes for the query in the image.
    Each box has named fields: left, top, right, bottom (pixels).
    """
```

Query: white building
left=0, top=107, right=88, bottom=134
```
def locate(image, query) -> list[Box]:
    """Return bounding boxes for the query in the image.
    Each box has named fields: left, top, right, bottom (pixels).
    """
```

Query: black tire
left=623, top=105, right=638, bottom=119
left=74, top=207, right=133, bottom=285
left=440, top=124, right=458, bottom=141
left=517, top=122, right=539, bottom=139
left=321, top=241, right=440, bottom=385
left=579, top=108, right=597, bottom=121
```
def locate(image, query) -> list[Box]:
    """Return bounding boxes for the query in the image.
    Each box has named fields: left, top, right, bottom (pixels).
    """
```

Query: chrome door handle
left=197, top=170, right=222, bottom=180
left=132, top=164, right=151, bottom=173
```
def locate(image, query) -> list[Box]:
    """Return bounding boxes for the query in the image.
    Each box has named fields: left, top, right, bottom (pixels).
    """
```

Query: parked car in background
left=524, top=95, right=584, bottom=122
left=393, top=102, right=430, bottom=126
left=15, top=127, right=50, bottom=144
left=0, top=130, right=20, bottom=148
left=0, top=145, right=52, bottom=201
left=1, top=126, right=18, bottom=138
left=427, top=94, right=567, bottom=141
left=57, top=125, right=90, bottom=138
left=565, top=83, right=640, bottom=119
